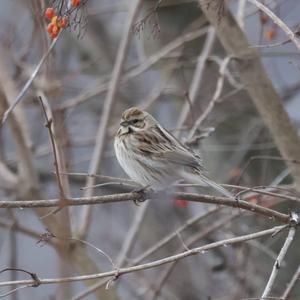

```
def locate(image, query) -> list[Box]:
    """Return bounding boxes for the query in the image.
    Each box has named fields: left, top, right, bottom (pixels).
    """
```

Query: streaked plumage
left=114, top=107, right=233, bottom=198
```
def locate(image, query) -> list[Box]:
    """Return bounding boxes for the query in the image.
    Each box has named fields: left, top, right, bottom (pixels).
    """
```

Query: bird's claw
left=132, top=185, right=151, bottom=205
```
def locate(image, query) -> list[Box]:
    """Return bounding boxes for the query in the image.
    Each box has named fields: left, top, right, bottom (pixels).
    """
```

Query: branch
left=150, top=212, right=239, bottom=299
left=131, top=207, right=219, bottom=265
left=247, top=0, right=300, bottom=51
left=116, top=202, right=150, bottom=266
left=281, top=264, right=300, bottom=300
left=0, top=225, right=286, bottom=288
left=187, top=55, right=232, bottom=139
left=60, top=27, right=208, bottom=110
left=176, top=26, right=216, bottom=135
left=0, top=191, right=291, bottom=223
left=198, top=0, right=300, bottom=189
left=1, top=38, right=58, bottom=125
left=39, top=97, right=66, bottom=201
left=261, top=213, right=298, bottom=299
left=71, top=206, right=218, bottom=300
left=78, top=0, right=143, bottom=238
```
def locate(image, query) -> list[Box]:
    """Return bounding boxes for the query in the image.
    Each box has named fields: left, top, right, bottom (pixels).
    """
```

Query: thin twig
left=250, top=38, right=292, bottom=49
left=176, top=26, right=216, bottom=135
left=247, top=0, right=300, bottom=51
left=116, top=202, right=150, bottom=266
left=0, top=219, right=45, bottom=242
left=70, top=206, right=218, bottom=300
left=235, top=186, right=300, bottom=203
left=1, top=38, right=58, bottom=125
left=39, top=97, right=65, bottom=200
left=78, top=0, right=143, bottom=239
left=198, top=0, right=300, bottom=191
left=281, top=264, right=300, bottom=300
left=0, top=225, right=286, bottom=288
left=0, top=284, right=32, bottom=298
left=236, top=155, right=300, bottom=185
left=0, top=160, right=17, bottom=189
left=188, top=55, right=232, bottom=139
left=131, top=207, right=219, bottom=265
left=64, top=237, right=116, bottom=270
left=60, top=27, right=208, bottom=110
left=261, top=213, right=298, bottom=299
left=150, top=212, right=239, bottom=299
left=150, top=263, right=176, bottom=300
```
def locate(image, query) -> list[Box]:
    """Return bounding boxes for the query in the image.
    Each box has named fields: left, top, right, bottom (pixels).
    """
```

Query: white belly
left=114, top=137, right=176, bottom=188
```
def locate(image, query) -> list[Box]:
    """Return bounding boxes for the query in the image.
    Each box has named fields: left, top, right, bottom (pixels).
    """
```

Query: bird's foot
left=132, top=185, right=151, bottom=206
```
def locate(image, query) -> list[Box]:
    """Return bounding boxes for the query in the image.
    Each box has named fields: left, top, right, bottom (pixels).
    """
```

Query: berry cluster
left=44, top=7, right=68, bottom=39
left=259, top=11, right=277, bottom=42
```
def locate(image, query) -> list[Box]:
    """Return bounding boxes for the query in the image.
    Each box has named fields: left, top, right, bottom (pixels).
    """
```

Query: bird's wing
left=132, top=125, right=203, bottom=169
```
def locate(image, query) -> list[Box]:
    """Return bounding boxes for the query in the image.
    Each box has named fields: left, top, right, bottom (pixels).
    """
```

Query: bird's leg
left=132, top=185, right=151, bottom=205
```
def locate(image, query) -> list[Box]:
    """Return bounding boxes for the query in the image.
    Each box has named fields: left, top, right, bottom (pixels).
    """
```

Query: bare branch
left=247, top=0, right=300, bottom=51
left=78, top=0, right=143, bottom=238
left=116, top=202, right=150, bottom=266
left=176, top=26, right=216, bottom=134
left=236, top=155, right=300, bottom=185
left=60, top=27, right=208, bottom=110
left=198, top=0, right=300, bottom=189
left=1, top=38, right=58, bottom=125
left=131, top=207, right=219, bottom=265
left=71, top=206, right=219, bottom=300
left=188, top=55, right=232, bottom=139
left=281, top=264, right=300, bottom=300
left=261, top=213, right=298, bottom=299
left=0, top=190, right=291, bottom=224
left=0, top=225, right=286, bottom=288
left=39, top=97, right=66, bottom=201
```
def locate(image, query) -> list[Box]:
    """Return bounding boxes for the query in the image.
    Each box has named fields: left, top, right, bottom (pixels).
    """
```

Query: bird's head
left=117, top=107, right=157, bottom=136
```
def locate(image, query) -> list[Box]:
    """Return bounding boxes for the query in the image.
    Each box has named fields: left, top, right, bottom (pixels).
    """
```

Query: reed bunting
left=114, top=107, right=233, bottom=198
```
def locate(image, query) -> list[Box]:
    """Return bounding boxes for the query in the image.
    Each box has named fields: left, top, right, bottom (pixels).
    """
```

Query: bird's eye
left=132, top=119, right=139, bottom=124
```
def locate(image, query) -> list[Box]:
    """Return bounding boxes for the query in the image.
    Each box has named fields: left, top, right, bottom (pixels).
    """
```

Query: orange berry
left=265, top=28, right=277, bottom=41
left=47, top=23, right=54, bottom=34
left=45, top=7, right=56, bottom=20
left=50, top=31, right=58, bottom=39
left=60, top=16, right=69, bottom=28
left=259, top=12, right=268, bottom=25
left=52, top=25, right=59, bottom=34
left=71, top=0, right=81, bottom=7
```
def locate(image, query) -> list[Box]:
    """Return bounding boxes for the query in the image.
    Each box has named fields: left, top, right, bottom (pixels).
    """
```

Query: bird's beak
left=118, top=121, right=132, bottom=135
left=120, top=121, right=129, bottom=127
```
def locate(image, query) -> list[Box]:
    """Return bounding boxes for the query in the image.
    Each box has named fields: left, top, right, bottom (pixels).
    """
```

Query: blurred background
left=0, top=0, right=300, bottom=299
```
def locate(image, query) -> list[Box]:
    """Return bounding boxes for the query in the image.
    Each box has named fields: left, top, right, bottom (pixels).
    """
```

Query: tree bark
left=198, top=0, right=300, bottom=188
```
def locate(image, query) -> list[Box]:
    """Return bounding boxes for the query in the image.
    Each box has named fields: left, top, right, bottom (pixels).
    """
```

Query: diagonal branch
left=247, top=0, right=300, bottom=51
left=176, top=26, right=216, bottom=134
left=188, top=55, right=232, bottom=139
left=1, top=38, right=58, bottom=125
left=0, top=225, right=286, bottom=288
left=281, top=263, right=300, bottom=300
left=198, top=0, right=300, bottom=189
left=78, top=0, right=143, bottom=239
left=261, top=213, right=298, bottom=299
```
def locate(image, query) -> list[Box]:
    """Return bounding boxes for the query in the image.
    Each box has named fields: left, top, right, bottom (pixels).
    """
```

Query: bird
left=114, top=107, right=233, bottom=198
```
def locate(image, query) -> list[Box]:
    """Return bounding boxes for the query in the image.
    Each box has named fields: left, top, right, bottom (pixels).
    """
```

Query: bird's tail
left=200, top=175, right=234, bottom=199
left=181, top=170, right=234, bottom=199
